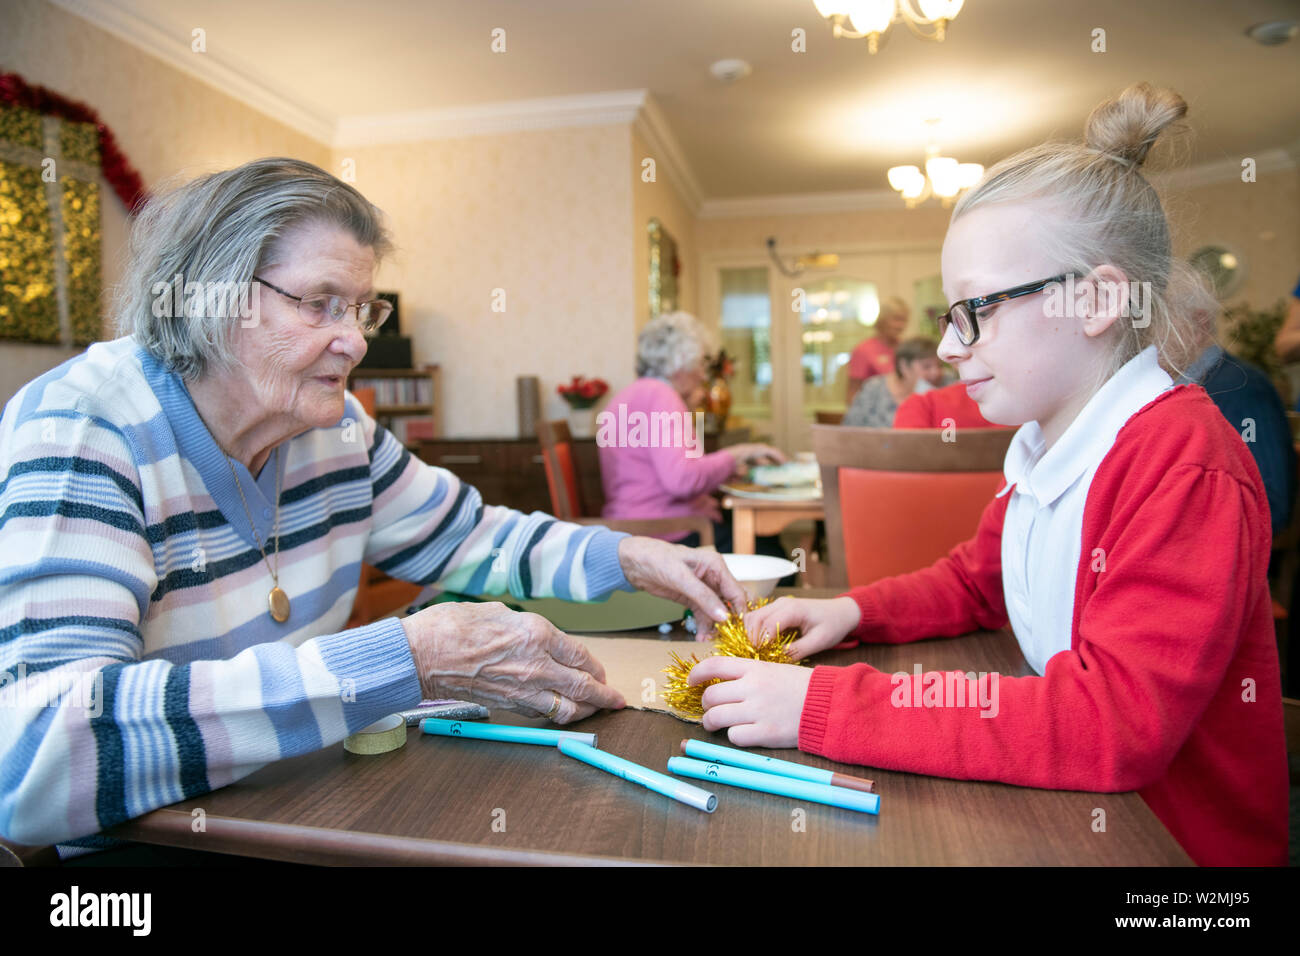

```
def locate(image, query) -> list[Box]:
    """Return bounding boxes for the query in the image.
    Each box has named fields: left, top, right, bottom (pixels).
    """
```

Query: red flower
left=557, top=375, right=608, bottom=407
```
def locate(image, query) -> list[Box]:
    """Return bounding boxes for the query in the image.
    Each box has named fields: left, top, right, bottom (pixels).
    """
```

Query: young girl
left=689, top=83, right=1288, bottom=866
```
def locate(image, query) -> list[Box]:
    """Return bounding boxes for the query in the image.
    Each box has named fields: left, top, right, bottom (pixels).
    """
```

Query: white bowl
left=720, top=553, right=799, bottom=599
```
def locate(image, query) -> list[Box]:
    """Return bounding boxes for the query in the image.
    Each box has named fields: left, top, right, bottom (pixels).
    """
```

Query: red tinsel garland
left=0, top=71, right=146, bottom=213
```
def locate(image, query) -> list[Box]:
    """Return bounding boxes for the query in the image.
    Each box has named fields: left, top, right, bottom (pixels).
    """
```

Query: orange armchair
left=812, top=425, right=1015, bottom=589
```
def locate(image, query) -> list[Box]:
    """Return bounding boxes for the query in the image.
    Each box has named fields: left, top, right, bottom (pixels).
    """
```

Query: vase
left=568, top=405, right=597, bottom=439
left=707, top=377, right=732, bottom=426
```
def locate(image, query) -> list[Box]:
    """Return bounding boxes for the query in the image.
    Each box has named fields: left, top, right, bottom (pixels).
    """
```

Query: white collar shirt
left=997, top=346, right=1173, bottom=674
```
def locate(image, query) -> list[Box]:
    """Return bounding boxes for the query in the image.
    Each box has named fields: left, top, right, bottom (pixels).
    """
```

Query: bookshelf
left=348, top=365, right=442, bottom=445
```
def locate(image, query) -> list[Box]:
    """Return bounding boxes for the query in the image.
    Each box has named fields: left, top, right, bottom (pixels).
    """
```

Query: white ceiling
left=53, top=0, right=1300, bottom=200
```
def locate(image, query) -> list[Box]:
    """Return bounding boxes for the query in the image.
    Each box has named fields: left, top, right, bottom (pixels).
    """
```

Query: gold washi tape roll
left=343, top=713, right=407, bottom=755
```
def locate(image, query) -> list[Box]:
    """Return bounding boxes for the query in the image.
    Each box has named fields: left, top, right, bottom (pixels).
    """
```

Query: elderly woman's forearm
left=0, top=619, right=420, bottom=847
left=362, top=443, right=633, bottom=601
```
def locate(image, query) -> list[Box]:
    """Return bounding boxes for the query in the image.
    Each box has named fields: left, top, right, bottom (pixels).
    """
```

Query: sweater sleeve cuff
left=582, top=527, right=635, bottom=597
left=841, top=586, right=887, bottom=642
left=314, top=617, right=423, bottom=733
left=798, top=665, right=839, bottom=755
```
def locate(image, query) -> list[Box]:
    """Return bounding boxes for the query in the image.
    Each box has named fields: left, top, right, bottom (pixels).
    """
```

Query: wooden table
left=108, top=591, right=1190, bottom=866
left=721, top=492, right=824, bottom=554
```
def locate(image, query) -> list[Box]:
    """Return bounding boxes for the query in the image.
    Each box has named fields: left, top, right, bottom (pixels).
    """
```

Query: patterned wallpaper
left=697, top=168, right=1300, bottom=317
left=0, top=0, right=330, bottom=406
left=631, top=128, right=697, bottom=332
left=1174, top=169, right=1300, bottom=312
left=335, top=125, right=637, bottom=438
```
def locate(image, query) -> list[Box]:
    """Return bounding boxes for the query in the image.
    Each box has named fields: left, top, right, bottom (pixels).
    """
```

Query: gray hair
left=636, top=311, right=716, bottom=379
left=115, top=157, right=394, bottom=380
left=952, top=83, right=1217, bottom=389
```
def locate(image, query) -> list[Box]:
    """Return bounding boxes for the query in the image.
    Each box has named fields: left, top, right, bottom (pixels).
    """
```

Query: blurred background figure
left=893, top=379, right=1006, bottom=429
left=843, top=336, right=942, bottom=428
left=600, top=311, right=786, bottom=552
left=846, top=295, right=910, bottom=405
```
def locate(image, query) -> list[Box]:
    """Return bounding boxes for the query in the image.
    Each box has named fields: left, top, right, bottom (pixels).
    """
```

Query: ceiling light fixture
left=813, top=0, right=966, bottom=54
left=887, top=118, right=982, bottom=208
left=766, top=237, right=840, bottom=278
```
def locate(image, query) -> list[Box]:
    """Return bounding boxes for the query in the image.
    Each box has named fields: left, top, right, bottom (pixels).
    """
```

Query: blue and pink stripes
left=0, top=337, right=630, bottom=846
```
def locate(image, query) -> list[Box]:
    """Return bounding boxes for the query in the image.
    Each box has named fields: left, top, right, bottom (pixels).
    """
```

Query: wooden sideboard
left=415, top=427, right=752, bottom=516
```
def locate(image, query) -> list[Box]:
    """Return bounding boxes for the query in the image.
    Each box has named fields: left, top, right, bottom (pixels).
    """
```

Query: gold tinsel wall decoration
left=660, top=598, right=805, bottom=720
left=0, top=104, right=102, bottom=345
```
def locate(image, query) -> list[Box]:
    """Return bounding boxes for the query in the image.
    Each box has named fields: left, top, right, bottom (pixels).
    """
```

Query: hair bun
left=1084, top=82, right=1187, bottom=168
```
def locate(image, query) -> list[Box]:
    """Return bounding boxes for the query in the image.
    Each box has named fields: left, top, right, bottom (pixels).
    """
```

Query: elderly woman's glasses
left=253, top=276, right=394, bottom=335
left=937, top=274, right=1073, bottom=347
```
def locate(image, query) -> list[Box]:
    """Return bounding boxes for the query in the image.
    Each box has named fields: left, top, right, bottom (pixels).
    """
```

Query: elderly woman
left=842, top=336, right=944, bottom=428
left=599, top=311, right=785, bottom=552
left=0, top=158, right=748, bottom=850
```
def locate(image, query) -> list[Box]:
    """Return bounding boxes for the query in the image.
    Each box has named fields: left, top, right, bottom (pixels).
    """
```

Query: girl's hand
left=689, top=658, right=813, bottom=748
left=744, top=595, right=861, bottom=661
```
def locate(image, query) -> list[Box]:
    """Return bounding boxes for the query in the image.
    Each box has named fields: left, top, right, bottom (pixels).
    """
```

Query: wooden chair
left=812, top=425, right=1015, bottom=589
left=536, top=420, right=715, bottom=547
left=815, top=410, right=844, bottom=425
left=347, top=387, right=422, bottom=627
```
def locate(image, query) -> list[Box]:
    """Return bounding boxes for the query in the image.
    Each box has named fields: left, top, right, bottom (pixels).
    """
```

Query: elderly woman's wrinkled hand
left=616, top=536, right=750, bottom=636
left=401, top=602, right=625, bottom=723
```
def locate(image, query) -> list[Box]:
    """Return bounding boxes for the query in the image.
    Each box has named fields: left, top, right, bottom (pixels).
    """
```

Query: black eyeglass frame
left=937, top=273, right=1075, bottom=347
left=252, top=275, right=394, bottom=335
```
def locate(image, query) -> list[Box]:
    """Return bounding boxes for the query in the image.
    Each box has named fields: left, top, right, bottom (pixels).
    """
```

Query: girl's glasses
left=253, top=276, right=394, bottom=336
left=938, top=274, right=1073, bottom=347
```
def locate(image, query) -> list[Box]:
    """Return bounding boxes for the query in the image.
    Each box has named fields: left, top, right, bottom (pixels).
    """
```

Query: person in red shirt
left=689, top=83, right=1288, bottom=866
left=846, top=296, right=909, bottom=405
left=892, top=380, right=1010, bottom=429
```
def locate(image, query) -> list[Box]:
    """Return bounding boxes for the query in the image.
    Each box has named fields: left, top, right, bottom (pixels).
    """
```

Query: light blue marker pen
left=420, top=719, right=597, bottom=748
left=667, top=757, right=880, bottom=814
left=680, top=739, right=875, bottom=793
left=558, top=740, right=717, bottom=812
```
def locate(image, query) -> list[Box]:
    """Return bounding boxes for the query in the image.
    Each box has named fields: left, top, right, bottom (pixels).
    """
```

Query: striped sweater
left=0, top=337, right=631, bottom=847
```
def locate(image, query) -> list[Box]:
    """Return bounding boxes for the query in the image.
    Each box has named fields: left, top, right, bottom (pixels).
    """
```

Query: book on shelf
left=349, top=375, right=433, bottom=408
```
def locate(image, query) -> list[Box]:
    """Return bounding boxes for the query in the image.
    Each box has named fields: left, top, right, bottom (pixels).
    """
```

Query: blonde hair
left=879, top=296, right=909, bottom=321
left=951, top=82, right=1217, bottom=384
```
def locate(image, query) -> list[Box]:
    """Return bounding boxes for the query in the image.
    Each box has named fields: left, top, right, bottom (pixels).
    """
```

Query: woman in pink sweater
left=599, top=311, right=784, bottom=549
left=688, top=84, right=1288, bottom=866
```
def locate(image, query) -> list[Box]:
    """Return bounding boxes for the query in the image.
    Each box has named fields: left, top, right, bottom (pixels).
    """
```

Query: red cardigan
left=893, top=381, right=1007, bottom=429
left=801, top=385, right=1288, bottom=866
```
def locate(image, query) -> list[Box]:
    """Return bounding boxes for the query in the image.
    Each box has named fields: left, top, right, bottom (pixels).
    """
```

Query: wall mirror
left=648, top=218, right=679, bottom=317
left=1189, top=244, right=1246, bottom=299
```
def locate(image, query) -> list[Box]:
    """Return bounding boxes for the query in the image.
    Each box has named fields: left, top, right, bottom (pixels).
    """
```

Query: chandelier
left=814, top=0, right=966, bottom=53
left=887, top=119, right=983, bottom=207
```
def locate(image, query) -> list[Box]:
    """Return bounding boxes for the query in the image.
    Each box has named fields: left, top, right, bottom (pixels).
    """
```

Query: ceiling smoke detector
left=1245, top=20, right=1297, bottom=45
left=709, top=59, right=752, bottom=83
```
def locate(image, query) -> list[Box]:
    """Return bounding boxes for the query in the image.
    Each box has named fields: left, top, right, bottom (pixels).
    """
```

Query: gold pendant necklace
left=225, top=446, right=290, bottom=623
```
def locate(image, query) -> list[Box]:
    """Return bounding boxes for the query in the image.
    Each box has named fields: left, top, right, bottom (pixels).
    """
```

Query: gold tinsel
left=0, top=106, right=102, bottom=345
left=660, top=598, right=805, bottom=719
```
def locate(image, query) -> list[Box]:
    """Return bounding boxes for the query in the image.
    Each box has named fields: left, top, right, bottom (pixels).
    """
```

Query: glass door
left=707, top=247, right=942, bottom=453
left=774, top=249, right=942, bottom=452
left=718, top=266, right=774, bottom=436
